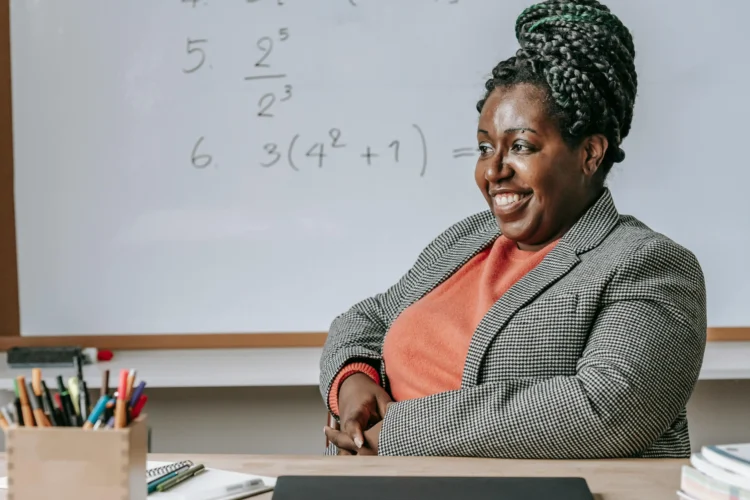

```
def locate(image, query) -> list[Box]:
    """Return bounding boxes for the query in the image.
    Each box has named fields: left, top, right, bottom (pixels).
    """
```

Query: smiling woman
left=320, top=0, right=707, bottom=460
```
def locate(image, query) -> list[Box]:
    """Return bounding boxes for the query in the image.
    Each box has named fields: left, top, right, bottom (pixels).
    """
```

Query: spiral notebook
left=146, top=461, right=277, bottom=500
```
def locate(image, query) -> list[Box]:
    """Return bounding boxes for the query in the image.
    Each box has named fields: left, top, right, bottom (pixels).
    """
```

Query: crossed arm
left=320, top=238, right=706, bottom=458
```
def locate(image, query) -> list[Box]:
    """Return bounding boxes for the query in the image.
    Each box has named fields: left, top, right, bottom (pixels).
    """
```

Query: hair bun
left=516, top=0, right=630, bottom=50
left=511, top=0, right=637, bottom=162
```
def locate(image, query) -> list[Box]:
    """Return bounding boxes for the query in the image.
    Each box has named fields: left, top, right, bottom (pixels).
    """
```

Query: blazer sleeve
left=378, top=237, right=707, bottom=458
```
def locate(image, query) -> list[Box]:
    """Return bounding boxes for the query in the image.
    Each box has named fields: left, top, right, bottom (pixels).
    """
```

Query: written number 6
left=191, top=137, right=212, bottom=168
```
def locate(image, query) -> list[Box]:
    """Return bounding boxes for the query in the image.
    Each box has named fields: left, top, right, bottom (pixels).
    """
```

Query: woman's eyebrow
left=477, top=127, right=540, bottom=136
left=505, top=127, right=539, bottom=135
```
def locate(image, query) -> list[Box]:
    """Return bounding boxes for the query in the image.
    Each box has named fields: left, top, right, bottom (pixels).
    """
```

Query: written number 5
left=183, top=38, right=208, bottom=73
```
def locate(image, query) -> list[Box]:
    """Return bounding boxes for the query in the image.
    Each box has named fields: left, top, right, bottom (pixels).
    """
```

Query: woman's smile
left=491, top=190, right=532, bottom=218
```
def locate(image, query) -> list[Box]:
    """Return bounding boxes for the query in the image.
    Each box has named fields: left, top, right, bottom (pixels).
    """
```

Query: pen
left=147, top=465, right=190, bottom=494
left=114, top=370, right=128, bottom=428
left=0, top=411, right=8, bottom=430
left=27, top=382, right=50, bottom=427
left=190, top=477, right=267, bottom=500
left=101, top=369, right=110, bottom=399
left=40, top=381, right=60, bottom=427
left=156, top=464, right=206, bottom=492
left=16, top=376, right=35, bottom=427
left=83, top=395, right=110, bottom=430
left=56, top=376, right=79, bottom=426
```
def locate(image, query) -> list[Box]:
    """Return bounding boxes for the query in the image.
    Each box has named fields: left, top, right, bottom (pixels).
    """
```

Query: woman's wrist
left=328, top=362, right=381, bottom=416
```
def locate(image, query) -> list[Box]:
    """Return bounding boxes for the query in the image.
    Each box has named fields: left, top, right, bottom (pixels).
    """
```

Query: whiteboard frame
left=0, top=3, right=746, bottom=350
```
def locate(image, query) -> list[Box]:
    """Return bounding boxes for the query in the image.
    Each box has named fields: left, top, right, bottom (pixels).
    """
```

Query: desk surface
left=1, top=340, right=749, bottom=390
left=0, top=453, right=686, bottom=500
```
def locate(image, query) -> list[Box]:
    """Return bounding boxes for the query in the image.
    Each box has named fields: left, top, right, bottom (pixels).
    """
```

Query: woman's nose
left=484, top=154, right=510, bottom=182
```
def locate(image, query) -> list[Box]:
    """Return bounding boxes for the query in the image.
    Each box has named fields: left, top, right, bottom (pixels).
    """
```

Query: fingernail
left=323, top=426, right=328, bottom=434
left=354, top=437, right=363, bottom=449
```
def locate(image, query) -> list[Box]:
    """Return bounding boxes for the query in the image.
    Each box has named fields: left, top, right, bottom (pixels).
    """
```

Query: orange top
left=328, top=235, right=557, bottom=412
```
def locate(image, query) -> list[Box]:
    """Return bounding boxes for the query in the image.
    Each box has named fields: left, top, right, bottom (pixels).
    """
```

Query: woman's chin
left=495, top=219, right=531, bottom=243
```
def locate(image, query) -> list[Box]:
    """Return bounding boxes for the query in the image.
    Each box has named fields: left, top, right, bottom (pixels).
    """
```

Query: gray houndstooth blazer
left=319, top=189, right=707, bottom=458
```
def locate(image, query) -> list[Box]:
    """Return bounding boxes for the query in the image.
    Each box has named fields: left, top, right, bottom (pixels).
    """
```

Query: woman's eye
left=511, top=142, right=532, bottom=153
left=478, top=143, right=493, bottom=156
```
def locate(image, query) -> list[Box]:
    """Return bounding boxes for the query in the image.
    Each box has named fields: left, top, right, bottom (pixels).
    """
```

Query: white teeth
left=494, top=193, right=527, bottom=207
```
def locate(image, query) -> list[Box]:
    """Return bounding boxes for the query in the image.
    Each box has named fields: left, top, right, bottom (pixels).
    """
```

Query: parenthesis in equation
left=288, top=134, right=300, bottom=171
left=412, top=124, right=427, bottom=177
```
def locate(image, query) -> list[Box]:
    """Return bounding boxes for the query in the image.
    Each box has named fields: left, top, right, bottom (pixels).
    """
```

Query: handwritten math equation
left=192, top=126, right=478, bottom=178
left=180, top=0, right=467, bottom=177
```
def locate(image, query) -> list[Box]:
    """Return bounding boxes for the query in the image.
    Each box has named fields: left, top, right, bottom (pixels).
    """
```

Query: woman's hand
left=325, top=421, right=384, bottom=456
left=331, top=373, right=392, bottom=453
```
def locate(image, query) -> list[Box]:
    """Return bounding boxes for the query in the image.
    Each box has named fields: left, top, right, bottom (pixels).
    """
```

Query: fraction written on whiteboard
left=182, top=0, right=472, bottom=177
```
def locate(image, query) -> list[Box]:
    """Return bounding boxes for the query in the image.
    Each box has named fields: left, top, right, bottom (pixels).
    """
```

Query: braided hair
left=477, top=0, right=637, bottom=175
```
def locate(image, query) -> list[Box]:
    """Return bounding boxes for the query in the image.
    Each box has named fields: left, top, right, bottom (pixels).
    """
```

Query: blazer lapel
left=400, top=222, right=499, bottom=317
left=461, top=189, right=621, bottom=387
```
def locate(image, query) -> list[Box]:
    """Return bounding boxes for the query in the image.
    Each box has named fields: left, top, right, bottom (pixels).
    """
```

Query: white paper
left=147, top=461, right=276, bottom=500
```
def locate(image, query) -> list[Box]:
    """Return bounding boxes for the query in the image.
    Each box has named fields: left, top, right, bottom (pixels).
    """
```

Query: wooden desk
left=0, top=453, right=686, bottom=499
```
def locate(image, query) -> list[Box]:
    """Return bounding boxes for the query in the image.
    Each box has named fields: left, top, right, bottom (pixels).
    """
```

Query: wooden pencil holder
left=4, top=415, right=148, bottom=500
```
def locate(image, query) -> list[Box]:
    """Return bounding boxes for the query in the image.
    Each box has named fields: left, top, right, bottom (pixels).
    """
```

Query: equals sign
left=452, top=147, right=477, bottom=158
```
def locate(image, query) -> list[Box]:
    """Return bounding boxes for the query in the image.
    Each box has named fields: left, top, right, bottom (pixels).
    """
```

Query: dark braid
left=477, top=0, right=637, bottom=174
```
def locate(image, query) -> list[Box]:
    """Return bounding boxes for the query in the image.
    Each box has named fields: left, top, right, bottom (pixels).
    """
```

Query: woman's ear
left=581, top=134, right=609, bottom=177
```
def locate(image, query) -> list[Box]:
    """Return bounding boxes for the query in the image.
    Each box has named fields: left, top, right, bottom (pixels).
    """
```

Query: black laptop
left=272, top=476, right=594, bottom=500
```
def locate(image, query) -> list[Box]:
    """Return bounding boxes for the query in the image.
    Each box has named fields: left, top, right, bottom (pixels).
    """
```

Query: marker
left=131, top=395, right=148, bottom=420
left=83, top=395, right=110, bottom=430
left=114, top=370, right=128, bottom=428
left=56, top=376, right=79, bottom=426
left=74, top=355, right=90, bottom=420
left=31, top=368, right=43, bottom=397
left=15, top=376, right=35, bottom=427
left=74, top=353, right=84, bottom=381
left=129, top=381, right=146, bottom=408
left=101, top=369, right=110, bottom=399
left=125, top=369, right=137, bottom=401
left=79, top=380, right=90, bottom=421
left=0, top=407, right=13, bottom=427
left=53, top=393, right=69, bottom=426
left=27, top=382, right=50, bottom=427
left=40, top=381, right=60, bottom=426
left=68, top=377, right=80, bottom=416
left=13, top=398, right=24, bottom=426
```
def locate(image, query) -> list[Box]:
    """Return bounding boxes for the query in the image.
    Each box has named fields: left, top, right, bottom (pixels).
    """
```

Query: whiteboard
left=10, top=0, right=750, bottom=335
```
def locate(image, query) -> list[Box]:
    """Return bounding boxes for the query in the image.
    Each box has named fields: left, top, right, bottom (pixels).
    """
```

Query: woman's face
left=475, top=83, right=602, bottom=250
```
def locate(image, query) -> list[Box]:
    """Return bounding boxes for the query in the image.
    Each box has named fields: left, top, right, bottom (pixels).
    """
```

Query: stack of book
left=679, top=443, right=750, bottom=499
